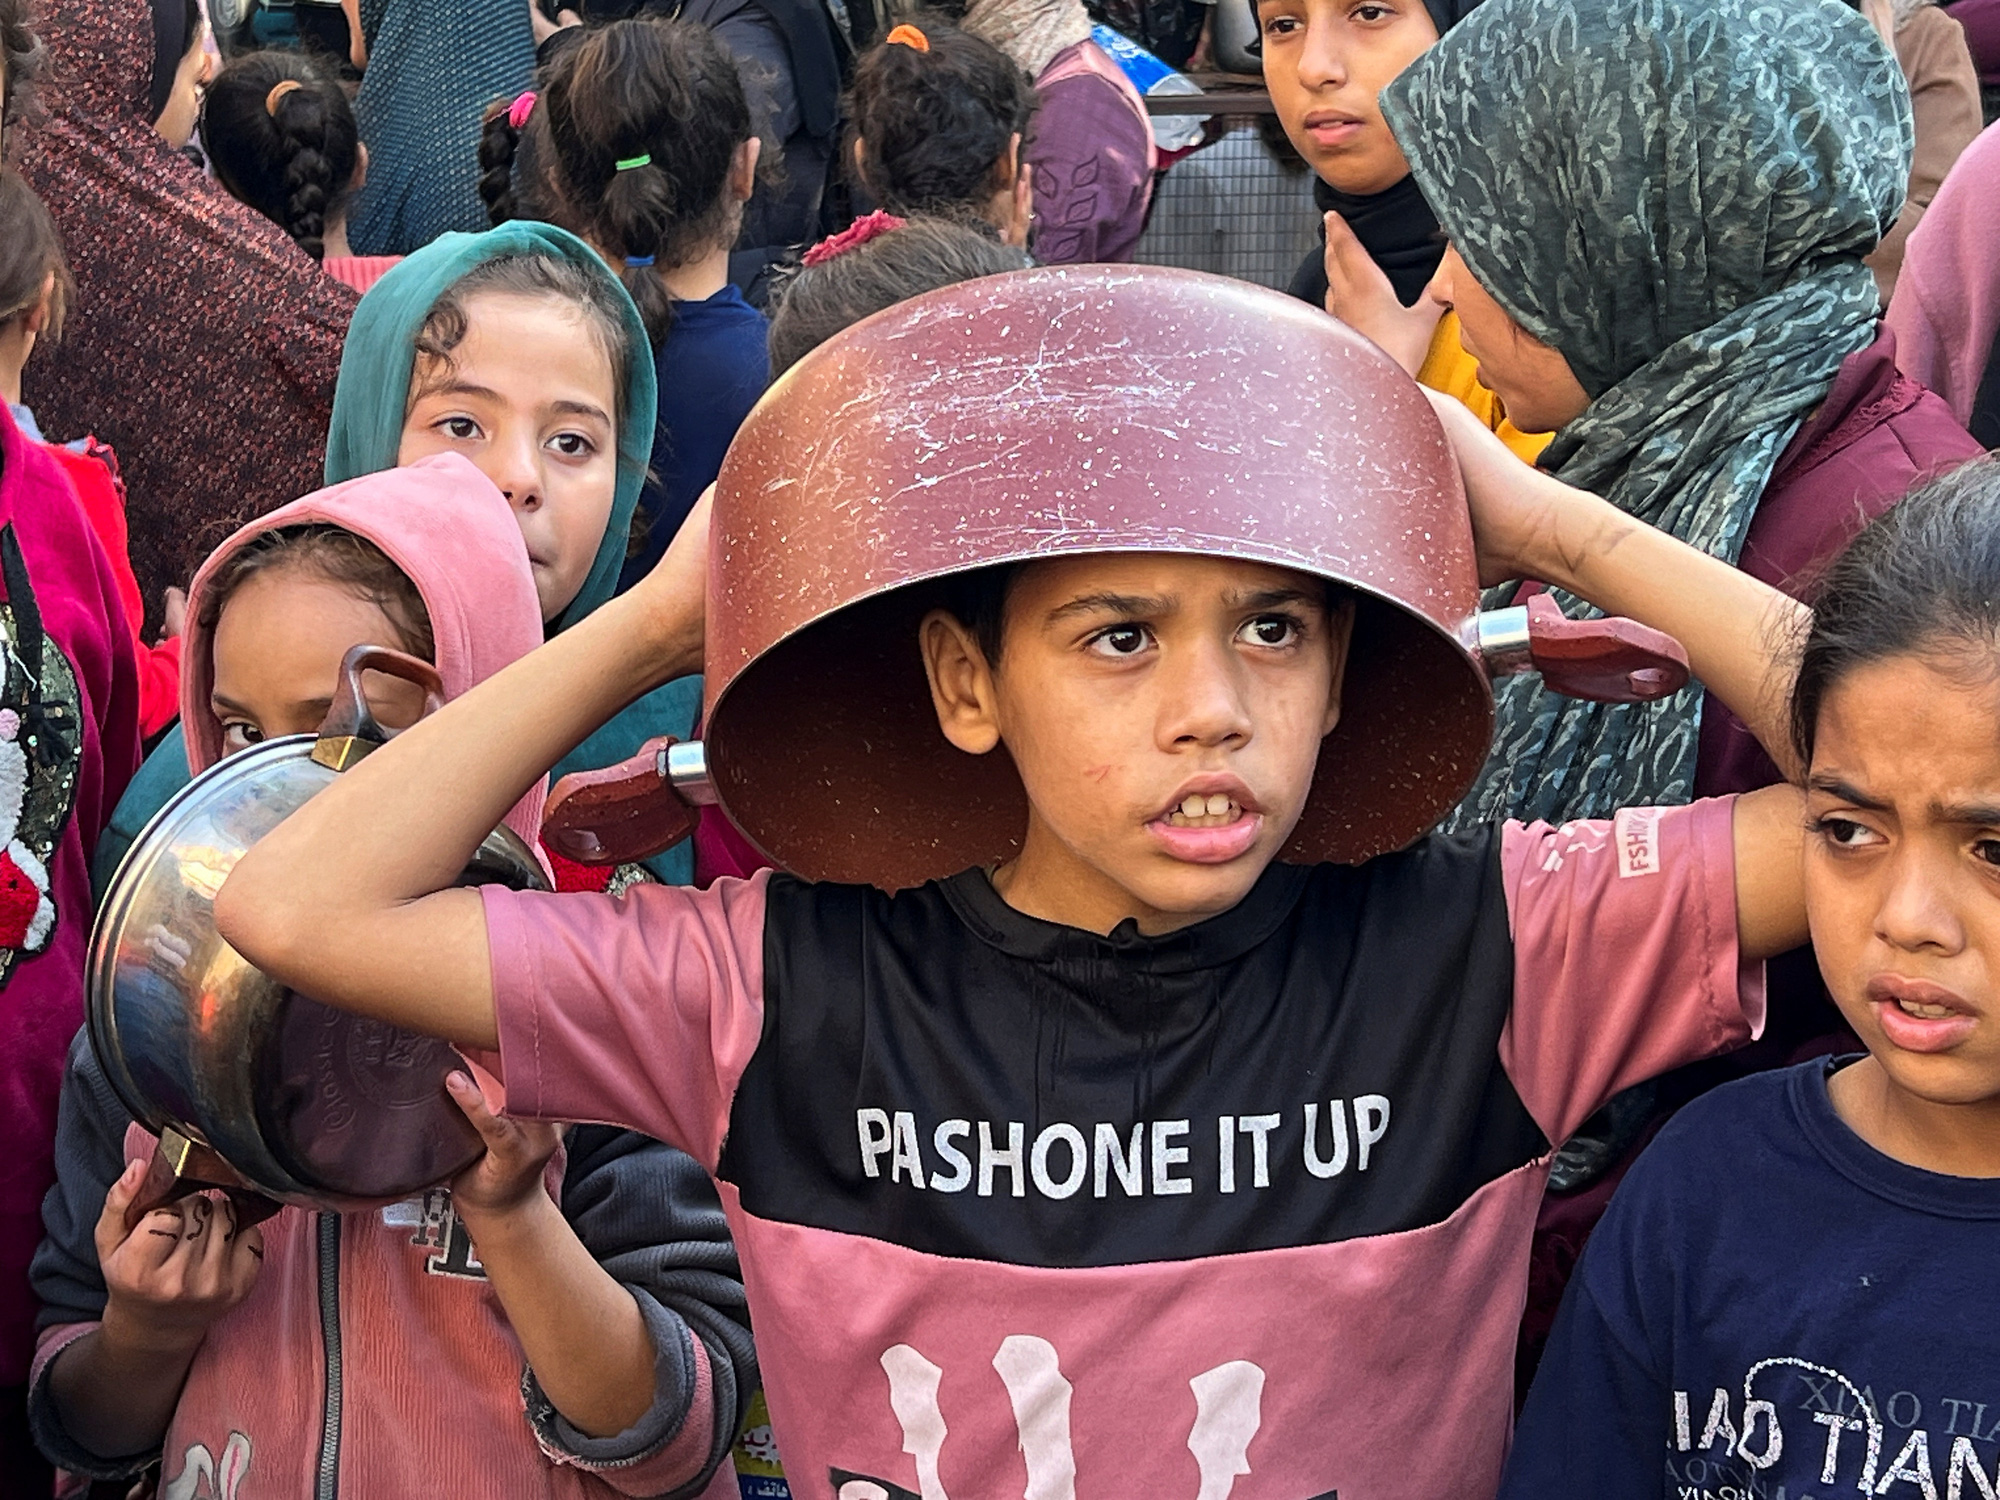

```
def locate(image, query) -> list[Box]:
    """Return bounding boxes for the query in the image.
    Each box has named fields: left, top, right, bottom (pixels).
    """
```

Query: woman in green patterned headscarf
left=1379, top=0, right=1913, bottom=829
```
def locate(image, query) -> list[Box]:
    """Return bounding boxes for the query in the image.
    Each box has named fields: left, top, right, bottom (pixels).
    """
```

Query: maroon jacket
left=1694, top=327, right=1983, bottom=799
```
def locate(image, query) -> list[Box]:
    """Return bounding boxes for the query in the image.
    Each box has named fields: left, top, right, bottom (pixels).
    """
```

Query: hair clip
left=885, top=23, right=929, bottom=50
left=625, top=255, right=656, bottom=268
left=264, top=79, right=304, bottom=116
left=507, top=90, right=538, bottom=131
left=615, top=153, right=653, bottom=172
left=803, top=210, right=908, bottom=267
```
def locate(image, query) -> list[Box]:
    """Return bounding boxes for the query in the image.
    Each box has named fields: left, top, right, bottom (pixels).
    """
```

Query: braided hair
left=481, top=16, right=755, bottom=344
left=0, top=0, right=46, bottom=149
left=847, top=18, right=1034, bottom=220
left=199, top=51, right=362, bottom=261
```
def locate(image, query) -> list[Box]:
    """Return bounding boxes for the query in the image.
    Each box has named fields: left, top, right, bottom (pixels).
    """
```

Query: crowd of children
left=0, top=0, right=1995, bottom=1494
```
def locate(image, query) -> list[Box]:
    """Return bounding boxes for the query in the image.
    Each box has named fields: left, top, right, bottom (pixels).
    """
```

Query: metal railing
left=1132, top=91, right=1321, bottom=293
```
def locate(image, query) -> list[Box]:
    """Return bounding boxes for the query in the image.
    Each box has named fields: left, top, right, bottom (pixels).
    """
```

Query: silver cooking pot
left=88, top=646, right=547, bottom=1228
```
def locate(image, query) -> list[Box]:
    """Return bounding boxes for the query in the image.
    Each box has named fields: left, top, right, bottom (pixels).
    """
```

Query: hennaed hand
left=95, top=1159, right=264, bottom=1357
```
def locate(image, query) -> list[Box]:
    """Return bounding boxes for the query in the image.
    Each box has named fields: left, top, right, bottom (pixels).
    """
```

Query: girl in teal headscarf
left=98, top=223, right=701, bottom=886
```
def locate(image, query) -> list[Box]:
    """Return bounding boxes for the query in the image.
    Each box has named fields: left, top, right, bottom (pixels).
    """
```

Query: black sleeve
left=26, top=1029, right=160, bottom=1482
left=528, top=1126, right=757, bottom=1494
left=1971, top=321, right=2000, bottom=449
left=1286, top=224, right=1328, bottom=308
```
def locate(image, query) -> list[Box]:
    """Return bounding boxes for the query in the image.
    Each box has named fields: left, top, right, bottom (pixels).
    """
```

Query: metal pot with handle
left=89, top=645, right=548, bottom=1230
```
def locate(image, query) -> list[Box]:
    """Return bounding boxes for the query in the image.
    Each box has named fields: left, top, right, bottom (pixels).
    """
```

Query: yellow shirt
left=1416, top=309, right=1553, bottom=465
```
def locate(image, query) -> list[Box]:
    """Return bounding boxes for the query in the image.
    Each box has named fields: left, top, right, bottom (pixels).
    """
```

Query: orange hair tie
left=886, top=23, right=930, bottom=51
left=264, top=79, right=304, bottom=116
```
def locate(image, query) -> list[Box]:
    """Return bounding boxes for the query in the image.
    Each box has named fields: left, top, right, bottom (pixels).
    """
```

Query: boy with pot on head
left=213, top=267, right=1812, bottom=1499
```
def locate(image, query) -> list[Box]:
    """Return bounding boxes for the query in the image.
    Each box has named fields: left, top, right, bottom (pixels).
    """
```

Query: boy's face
left=1806, top=653, right=2000, bottom=1109
left=1259, top=0, right=1439, bottom=197
left=922, top=554, right=1353, bottom=936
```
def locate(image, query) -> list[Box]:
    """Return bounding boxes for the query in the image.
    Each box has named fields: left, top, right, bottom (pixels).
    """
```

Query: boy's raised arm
left=1426, top=391, right=1808, bottom=782
left=214, top=498, right=711, bottom=1050
left=1429, top=394, right=1811, bottom=960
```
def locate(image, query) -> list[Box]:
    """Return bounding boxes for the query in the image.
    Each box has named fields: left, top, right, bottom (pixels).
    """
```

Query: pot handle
left=311, top=644, right=447, bottom=772
left=542, top=737, right=714, bottom=866
left=123, top=1127, right=283, bottom=1235
left=1473, top=594, right=1690, bottom=703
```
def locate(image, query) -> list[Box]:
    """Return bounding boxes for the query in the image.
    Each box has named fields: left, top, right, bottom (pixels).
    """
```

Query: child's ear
left=919, top=609, right=1003, bottom=755
left=732, top=136, right=761, bottom=201
left=1322, top=595, right=1357, bottom=737
left=22, top=271, right=56, bottom=338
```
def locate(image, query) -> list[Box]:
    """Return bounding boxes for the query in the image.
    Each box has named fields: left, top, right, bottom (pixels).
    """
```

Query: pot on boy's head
left=696, top=264, right=1503, bottom=898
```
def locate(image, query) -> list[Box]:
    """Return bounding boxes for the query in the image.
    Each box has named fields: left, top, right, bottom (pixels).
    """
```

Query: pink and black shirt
left=487, top=798, right=1764, bottom=1500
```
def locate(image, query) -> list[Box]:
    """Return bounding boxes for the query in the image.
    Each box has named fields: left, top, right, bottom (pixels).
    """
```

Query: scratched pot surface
left=705, top=265, right=1494, bottom=887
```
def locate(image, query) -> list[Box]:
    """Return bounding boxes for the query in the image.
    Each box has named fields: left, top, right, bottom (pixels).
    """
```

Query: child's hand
left=157, top=586, right=187, bottom=645
left=1324, top=211, right=1445, bottom=378
left=445, top=1070, right=561, bottom=1222
left=1423, top=387, right=1587, bottom=588
left=626, top=484, right=710, bottom=683
left=528, top=0, right=583, bottom=46
left=95, top=1159, right=264, bottom=1357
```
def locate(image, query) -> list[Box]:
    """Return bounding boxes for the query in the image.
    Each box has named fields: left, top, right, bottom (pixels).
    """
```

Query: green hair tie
left=615, top=153, right=652, bottom=172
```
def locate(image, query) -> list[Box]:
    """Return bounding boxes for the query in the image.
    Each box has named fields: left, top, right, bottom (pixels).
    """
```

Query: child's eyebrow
left=414, top=379, right=501, bottom=405
left=1044, top=591, right=1172, bottom=624
left=1806, top=773, right=1890, bottom=811
left=1937, top=798, right=2000, bottom=828
left=548, top=399, right=613, bottom=425
left=1225, top=586, right=1323, bottom=612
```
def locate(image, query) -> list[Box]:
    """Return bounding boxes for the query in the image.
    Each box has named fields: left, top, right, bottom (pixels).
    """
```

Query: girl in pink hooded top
left=26, top=455, right=752, bottom=1498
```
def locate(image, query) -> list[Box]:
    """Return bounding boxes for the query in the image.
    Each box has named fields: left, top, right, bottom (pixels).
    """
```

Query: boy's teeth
left=1166, top=796, right=1242, bottom=829
left=1898, top=999, right=1956, bottom=1019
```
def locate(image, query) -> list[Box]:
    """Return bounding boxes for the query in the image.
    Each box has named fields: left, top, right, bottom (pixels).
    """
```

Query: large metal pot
left=89, top=647, right=547, bottom=1225
left=545, top=266, right=1687, bottom=886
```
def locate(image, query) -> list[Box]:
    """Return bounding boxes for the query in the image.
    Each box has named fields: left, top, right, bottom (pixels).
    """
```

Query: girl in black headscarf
left=1261, top=0, right=1547, bottom=459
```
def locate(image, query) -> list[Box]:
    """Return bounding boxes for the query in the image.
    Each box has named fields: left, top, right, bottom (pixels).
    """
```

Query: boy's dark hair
left=200, top=51, right=361, bottom=261
left=410, top=252, right=635, bottom=430
left=200, top=524, right=435, bottom=664
left=0, top=0, right=45, bottom=145
left=1792, top=455, right=2000, bottom=765
left=766, top=215, right=1031, bottom=374
left=941, top=562, right=1021, bottom=666
left=846, top=18, right=1035, bottom=220
left=0, top=168, right=70, bottom=340
left=479, top=15, right=754, bottom=345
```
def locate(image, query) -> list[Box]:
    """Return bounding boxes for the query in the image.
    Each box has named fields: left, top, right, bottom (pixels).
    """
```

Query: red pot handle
left=1522, top=594, right=1689, bottom=702
left=542, top=736, right=707, bottom=866
left=1477, top=595, right=1690, bottom=703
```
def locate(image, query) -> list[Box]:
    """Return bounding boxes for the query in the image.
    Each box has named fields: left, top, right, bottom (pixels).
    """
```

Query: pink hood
left=178, top=453, right=547, bottom=842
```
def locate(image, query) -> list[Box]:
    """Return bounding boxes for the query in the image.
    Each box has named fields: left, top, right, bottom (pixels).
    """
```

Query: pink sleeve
left=1497, top=798, right=1766, bottom=1145
left=482, top=870, right=771, bottom=1172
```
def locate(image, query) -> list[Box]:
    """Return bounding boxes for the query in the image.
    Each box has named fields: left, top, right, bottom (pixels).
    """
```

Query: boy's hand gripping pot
left=545, top=266, right=1687, bottom=885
